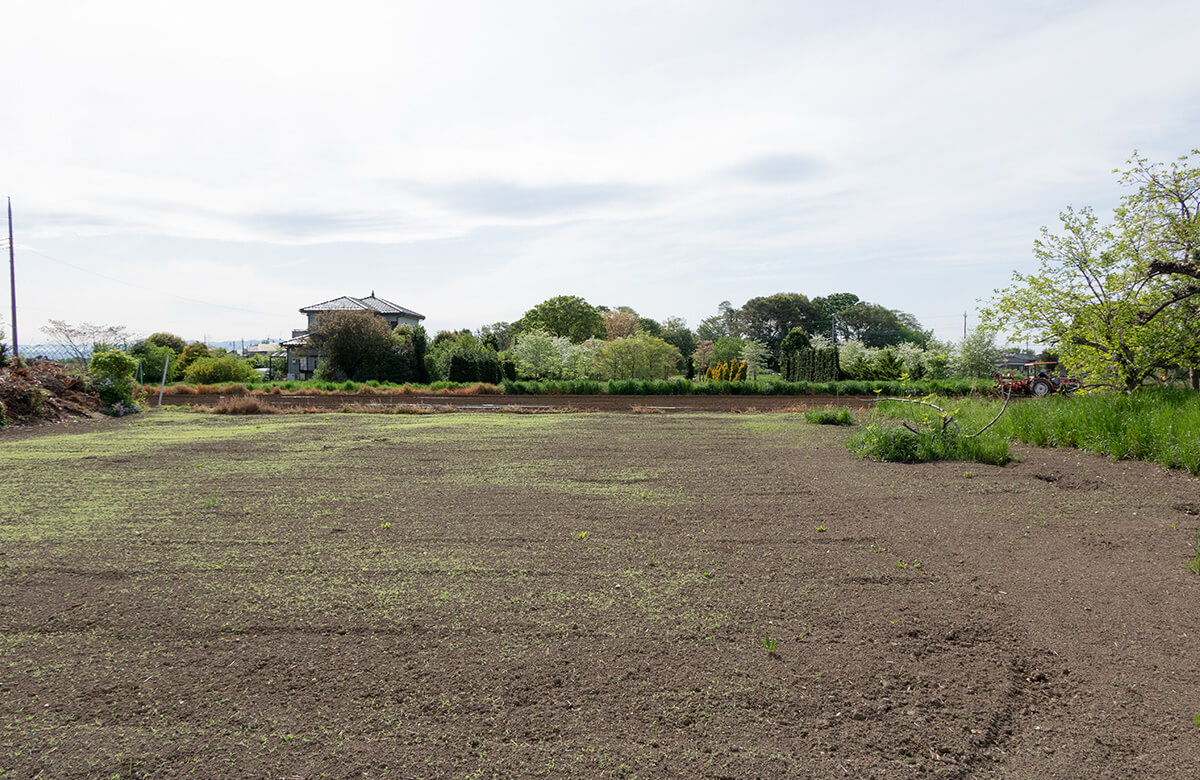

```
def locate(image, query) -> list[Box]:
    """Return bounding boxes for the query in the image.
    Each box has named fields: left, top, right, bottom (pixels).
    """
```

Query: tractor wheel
left=1031, top=378, right=1053, bottom=397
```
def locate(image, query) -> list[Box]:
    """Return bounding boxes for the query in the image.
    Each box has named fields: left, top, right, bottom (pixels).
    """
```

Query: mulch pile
left=0, top=360, right=102, bottom=425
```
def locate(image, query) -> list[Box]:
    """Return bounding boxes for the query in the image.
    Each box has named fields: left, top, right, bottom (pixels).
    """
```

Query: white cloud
left=3, top=0, right=1199, bottom=344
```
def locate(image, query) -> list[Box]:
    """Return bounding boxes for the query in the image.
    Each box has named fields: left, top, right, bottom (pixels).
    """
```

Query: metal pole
left=158, top=354, right=170, bottom=407
left=963, top=311, right=968, bottom=339
left=7, top=197, right=16, bottom=360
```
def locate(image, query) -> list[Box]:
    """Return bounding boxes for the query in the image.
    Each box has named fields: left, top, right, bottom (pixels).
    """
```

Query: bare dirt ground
left=177, top=392, right=878, bottom=413
left=1, top=411, right=1198, bottom=778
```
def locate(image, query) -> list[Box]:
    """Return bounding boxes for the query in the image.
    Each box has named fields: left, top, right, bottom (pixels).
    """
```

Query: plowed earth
left=1, top=411, right=1198, bottom=778
left=176, top=392, right=877, bottom=413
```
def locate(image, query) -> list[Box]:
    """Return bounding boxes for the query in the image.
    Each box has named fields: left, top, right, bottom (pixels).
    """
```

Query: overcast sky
left=4, top=0, right=1200, bottom=347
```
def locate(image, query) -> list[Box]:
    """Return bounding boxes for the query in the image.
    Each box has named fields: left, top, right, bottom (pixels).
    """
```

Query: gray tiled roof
left=300, top=293, right=424, bottom=320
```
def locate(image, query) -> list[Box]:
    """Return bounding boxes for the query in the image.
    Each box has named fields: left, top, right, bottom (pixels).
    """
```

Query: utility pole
left=963, top=311, right=967, bottom=339
left=7, top=197, right=16, bottom=360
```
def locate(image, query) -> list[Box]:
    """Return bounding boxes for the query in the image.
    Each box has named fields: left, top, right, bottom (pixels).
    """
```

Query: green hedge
left=501, top=378, right=986, bottom=396
left=780, top=346, right=840, bottom=382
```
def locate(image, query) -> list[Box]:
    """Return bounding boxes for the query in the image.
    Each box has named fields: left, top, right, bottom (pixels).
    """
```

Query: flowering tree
left=512, top=330, right=575, bottom=380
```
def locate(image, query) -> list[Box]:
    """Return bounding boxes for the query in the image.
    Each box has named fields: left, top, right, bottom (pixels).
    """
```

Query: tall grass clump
left=849, top=423, right=1011, bottom=465
left=1001, top=387, right=1200, bottom=474
left=849, top=396, right=1012, bottom=465
left=804, top=407, right=854, bottom=426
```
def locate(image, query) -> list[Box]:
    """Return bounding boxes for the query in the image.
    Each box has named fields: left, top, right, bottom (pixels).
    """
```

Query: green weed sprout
left=760, top=633, right=777, bottom=653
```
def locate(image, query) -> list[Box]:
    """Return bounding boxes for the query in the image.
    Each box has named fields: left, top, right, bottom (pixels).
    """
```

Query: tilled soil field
left=2, top=410, right=1198, bottom=778
left=175, top=392, right=879, bottom=412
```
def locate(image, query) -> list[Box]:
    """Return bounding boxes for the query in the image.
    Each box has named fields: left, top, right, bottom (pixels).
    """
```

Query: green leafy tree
left=952, top=327, right=1005, bottom=378
left=589, top=334, right=682, bottom=380
left=88, top=349, right=139, bottom=413
left=478, top=322, right=514, bottom=352
left=834, top=303, right=926, bottom=348
left=183, top=355, right=258, bottom=384
left=516, top=295, right=605, bottom=342
left=984, top=207, right=1195, bottom=391
left=695, top=301, right=741, bottom=341
left=131, top=342, right=180, bottom=383
left=177, top=342, right=212, bottom=372
left=740, top=340, right=770, bottom=380
left=637, top=317, right=662, bottom=336
left=779, top=327, right=811, bottom=355
left=659, top=316, right=696, bottom=371
left=307, top=311, right=417, bottom=382
left=512, top=330, right=576, bottom=380
left=984, top=151, right=1200, bottom=390
left=424, top=331, right=503, bottom=383
left=737, top=293, right=819, bottom=360
left=811, top=293, right=861, bottom=338
left=711, top=336, right=746, bottom=366
left=1124, top=150, right=1200, bottom=295
left=145, top=332, right=187, bottom=353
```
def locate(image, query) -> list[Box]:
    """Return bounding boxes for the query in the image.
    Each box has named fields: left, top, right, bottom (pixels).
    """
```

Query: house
left=997, top=352, right=1037, bottom=371
left=282, top=292, right=425, bottom=380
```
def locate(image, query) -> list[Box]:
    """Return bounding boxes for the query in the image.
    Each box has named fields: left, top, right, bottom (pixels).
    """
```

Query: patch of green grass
left=1001, top=387, right=1200, bottom=475
left=848, top=422, right=1011, bottom=466
left=804, top=408, right=854, bottom=426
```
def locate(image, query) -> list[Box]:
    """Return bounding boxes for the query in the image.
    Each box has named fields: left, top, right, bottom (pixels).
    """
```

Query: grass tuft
left=804, top=407, right=854, bottom=426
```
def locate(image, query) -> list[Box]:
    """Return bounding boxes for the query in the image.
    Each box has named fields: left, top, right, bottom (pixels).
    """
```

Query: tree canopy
left=307, top=311, right=421, bottom=383
left=737, top=293, right=819, bottom=359
left=984, top=150, right=1200, bottom=390
left=516, top=295, right=605, bottom=343
left=834, top=303, right=929, bottom=348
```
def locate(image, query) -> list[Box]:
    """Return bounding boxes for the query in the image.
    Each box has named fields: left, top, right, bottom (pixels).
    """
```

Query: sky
left=4, top=0, right=1200, bottom=348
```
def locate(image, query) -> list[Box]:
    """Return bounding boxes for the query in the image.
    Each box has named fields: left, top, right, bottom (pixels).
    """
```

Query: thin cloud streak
left=3, top=1, right=1199, bottom=343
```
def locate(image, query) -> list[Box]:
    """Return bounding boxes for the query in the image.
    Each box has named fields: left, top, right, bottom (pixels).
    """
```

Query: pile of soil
left=0, top=360, right=102, bottom=425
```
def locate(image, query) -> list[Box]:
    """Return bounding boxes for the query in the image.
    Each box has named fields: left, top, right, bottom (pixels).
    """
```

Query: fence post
left=158, top=355, right=170, bottom=407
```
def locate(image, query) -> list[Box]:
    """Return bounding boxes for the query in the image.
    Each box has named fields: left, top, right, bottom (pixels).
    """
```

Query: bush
left=804, top=407, right=854, bottom=425
left=183, top=356, right=258, bottom=384
left=589, top=334, right=682, bottom=381
left=132, top=342, right=180, bottom=384
left=849, top=423, right=1011, bottom=465
left=88, top=349, right=139, bottom=415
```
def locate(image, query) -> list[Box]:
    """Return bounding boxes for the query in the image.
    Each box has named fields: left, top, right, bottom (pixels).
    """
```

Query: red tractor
left=994, top=362, right=1081, bottom=397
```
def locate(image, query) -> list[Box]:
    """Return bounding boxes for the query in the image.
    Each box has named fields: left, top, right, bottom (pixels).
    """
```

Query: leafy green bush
left=804, top=408, right=854, bottom=425
left=131, top=342, right=180, bottom=383
left=849, top=423, right=1011, bottom=465
left=183, top=355, right=258, bottom=384
left=89, top=349, right=140, bottom=415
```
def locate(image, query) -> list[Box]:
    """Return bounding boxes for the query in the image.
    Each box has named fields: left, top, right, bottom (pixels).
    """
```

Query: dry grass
left=208, top=397, right=282, bottom=415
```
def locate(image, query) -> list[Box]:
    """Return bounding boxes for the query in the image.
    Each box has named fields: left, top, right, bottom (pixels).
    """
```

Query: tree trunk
left=1191, top=366, right=1199, bottom=390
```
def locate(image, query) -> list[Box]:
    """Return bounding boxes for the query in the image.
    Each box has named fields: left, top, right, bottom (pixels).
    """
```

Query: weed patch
left=804, top=407, right=854, bottom=425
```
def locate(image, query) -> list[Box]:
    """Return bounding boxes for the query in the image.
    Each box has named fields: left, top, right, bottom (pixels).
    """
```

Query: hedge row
left=502, top=378, right=986, bottom=396
left=780, top=347, right=840, bottom=382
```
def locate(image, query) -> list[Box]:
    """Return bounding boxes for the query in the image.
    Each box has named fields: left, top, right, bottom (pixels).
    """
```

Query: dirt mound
left=0, top=360, right=102, bottom=425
